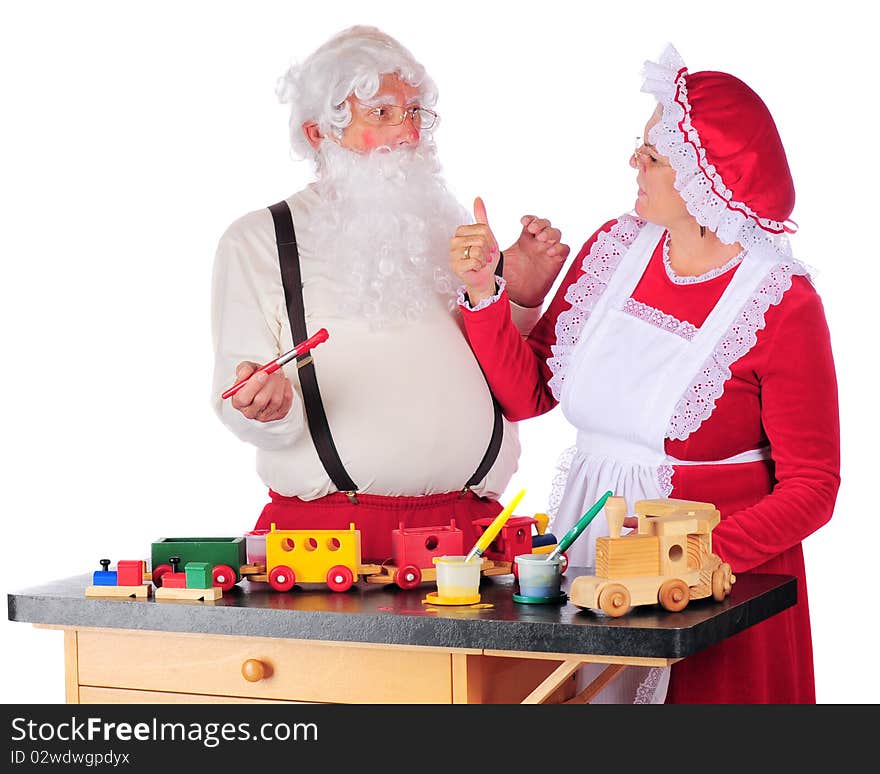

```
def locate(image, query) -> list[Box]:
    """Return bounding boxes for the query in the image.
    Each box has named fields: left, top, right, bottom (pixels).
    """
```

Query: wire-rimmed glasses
left=353, top=101, right=438, bottom=130
left=633, top=136, right=670, bottom=167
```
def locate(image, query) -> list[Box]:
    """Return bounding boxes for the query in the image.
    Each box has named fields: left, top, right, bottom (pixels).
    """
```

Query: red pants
left=255, top=489, right=503, bottom=562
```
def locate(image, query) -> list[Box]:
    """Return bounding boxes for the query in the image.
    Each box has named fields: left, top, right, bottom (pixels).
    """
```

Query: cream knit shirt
left=211, top=186, right=539, bottom=500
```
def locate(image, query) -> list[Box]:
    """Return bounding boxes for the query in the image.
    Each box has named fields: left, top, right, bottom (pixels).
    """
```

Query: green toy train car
left=151, top=537, right=247, bottom=591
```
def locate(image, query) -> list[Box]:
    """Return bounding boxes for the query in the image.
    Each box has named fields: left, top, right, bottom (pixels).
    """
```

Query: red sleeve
left=461, top=220, right=618, bottom=421
left=711, top=275, right=841, bottom=572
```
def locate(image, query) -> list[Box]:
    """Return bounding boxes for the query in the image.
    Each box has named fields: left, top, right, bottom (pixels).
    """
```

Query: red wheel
left=326, top=565, right=355, bottom=592
left=212, top=564, right=237, bottom=592
left=512, top=560, right=519, bottom=579
left=395, top=564, right=422, bottom=590
left=269, top=565, right=296, bottom=592
left=151, top=564, right=172, bottom=587
left=560, top=552, right=570, bottom=574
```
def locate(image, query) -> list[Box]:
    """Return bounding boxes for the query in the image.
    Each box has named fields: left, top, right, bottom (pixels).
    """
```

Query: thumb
left=473, top=196, right=490, bottom=226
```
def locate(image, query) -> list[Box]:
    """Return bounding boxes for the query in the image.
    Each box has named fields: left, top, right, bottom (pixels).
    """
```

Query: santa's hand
left=230, top=361, right=294, bottom=422
left=449, top=196, right=501, bottom=306
left=502, top=214, right=571, bottom=308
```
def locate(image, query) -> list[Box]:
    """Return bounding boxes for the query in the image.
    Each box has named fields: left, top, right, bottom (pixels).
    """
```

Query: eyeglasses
left=632, top=136, right=671, bottom=167
left=352, top=100, right=438, bottom=130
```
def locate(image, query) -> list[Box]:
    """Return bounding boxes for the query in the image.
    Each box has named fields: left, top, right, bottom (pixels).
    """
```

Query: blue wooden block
left=93, top=570, right=118, bottom=586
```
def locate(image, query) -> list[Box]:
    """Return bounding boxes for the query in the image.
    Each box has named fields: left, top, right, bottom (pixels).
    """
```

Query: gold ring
left=463, top=245, right=471, bottom=260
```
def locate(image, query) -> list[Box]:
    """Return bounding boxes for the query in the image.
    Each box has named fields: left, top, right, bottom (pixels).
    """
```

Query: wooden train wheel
left=326, top=565, right=354, bottom=592
left=712, top=562, right=735, bottom=601
left=658, top=578, right=690, bottom=612
left=269, top=565, right=295, bottom=592
left=598, top=583, right=631, bottom=617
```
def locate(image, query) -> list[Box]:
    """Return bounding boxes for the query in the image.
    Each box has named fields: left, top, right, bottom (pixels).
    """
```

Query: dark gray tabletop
left=7, top=568, right=796, bottom=660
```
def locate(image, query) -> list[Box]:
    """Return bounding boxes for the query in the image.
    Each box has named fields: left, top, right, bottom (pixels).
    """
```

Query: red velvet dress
left=461, top=218, right=840, bottom=703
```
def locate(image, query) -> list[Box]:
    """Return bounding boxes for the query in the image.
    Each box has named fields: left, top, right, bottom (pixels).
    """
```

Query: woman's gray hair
left=276, top=25, right=438, bottom=162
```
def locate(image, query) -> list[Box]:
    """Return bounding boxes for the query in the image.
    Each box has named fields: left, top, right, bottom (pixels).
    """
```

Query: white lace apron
left=555, top=220, right=777, bottom=703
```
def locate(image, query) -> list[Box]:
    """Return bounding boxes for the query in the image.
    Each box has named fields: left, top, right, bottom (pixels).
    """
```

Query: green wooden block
left=185, top=562, right=212, bottom=589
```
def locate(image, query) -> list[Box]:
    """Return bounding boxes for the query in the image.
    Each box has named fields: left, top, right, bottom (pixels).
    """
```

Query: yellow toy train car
left=243, top=523, right=381, bottom=593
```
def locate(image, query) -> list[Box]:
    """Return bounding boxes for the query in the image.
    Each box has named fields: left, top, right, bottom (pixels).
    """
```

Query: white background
left=1, top=1, right=875, bottom=703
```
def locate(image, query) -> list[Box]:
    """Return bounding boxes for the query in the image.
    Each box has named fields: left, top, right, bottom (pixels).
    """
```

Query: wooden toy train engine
left=568, top=497, right=735, bottom=617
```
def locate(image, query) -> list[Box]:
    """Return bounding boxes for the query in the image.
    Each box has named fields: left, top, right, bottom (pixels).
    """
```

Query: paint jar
left=245, top=529, right=269, bottom=565
left=516, top=554, right=563, bottom=599
left=433, top=555, right=481, bottom=602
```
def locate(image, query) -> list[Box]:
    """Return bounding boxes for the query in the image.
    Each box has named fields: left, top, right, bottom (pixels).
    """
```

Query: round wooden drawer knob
left=241, top=658, right=269, bottom=682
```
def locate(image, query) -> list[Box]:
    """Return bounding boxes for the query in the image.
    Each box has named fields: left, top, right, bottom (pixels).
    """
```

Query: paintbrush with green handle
left=545, top=490, right=614, bottom=563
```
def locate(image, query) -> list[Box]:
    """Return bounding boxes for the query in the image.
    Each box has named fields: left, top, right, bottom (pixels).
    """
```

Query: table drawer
left=79, top=686, right=301, bottom=703
left=76, top=629, right=453, bottom=703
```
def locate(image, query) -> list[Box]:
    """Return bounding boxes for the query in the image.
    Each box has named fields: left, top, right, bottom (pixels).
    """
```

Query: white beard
left=310, top=139, right=468, bottom=327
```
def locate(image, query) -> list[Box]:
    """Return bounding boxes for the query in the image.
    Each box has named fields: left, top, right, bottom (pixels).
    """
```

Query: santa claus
left=211, top=25, right=569, bottom=560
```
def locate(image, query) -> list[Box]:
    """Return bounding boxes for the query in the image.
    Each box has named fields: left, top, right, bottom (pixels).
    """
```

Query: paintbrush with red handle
left=221, top=328, right=329, bottom=400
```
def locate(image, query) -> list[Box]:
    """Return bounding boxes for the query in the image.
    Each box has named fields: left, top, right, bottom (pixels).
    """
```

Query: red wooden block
left=117, top=560, right=145, bottom=587
left=391, top=521, right=464, bottom=569
left=162, top=572, right=187, bottom=589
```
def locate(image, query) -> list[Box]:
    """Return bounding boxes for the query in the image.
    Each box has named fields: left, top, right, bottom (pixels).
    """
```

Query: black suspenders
left=269, top=201, right=357, bottom=499
left=267, top=199, right=503, bottom=501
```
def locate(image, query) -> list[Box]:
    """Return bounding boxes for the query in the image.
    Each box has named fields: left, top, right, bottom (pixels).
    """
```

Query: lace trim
left=546, top=445, right=576, bottom=528
left=623, top=298, right=697, bottom=341
left=641, top=45, right=794, bottom=260
left=657, top=465, right=674, bottom=496
left=667, top=260, right=810, bottom=440
left=662, top=233, right=745, bottom=285
left=635, top=666, right=668, bottom=704
left=547, top=214, right=646, bottom=401
left=456, top=275, right=506, bottom=312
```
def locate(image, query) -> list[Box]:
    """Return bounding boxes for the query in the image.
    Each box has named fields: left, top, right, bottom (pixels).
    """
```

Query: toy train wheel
left=152, top=564, right=172, bottom=587
left=598, top=583, right=631, bottom=617
left=212, top=564, right=236, bottom=592
left=712, top=562, right=735, bottom=601
left=658, top=578, right=690, bottom=612
left=269, top=565, right=296, bottom=592
left=396, top=564, right=422, bottom=590
left=326, top=565, right=354, bottom=592
left=560, top=552, right=569, bottom=574
left=512, top=560, right=519, bottom=580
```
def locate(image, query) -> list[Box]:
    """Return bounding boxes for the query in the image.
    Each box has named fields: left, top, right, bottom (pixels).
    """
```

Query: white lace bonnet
left=640, top=44, right=797, bottom=259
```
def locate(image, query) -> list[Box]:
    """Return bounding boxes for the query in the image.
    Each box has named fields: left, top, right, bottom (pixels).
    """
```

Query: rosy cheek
left=360, top=129, right=377, bottom=150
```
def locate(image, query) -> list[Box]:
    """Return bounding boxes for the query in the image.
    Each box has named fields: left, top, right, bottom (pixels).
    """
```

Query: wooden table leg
left=563, top=663, right=627, bottom=704
left=64, top=629, right=80, bottom=704
left=521, top=659, right=584, bottom=704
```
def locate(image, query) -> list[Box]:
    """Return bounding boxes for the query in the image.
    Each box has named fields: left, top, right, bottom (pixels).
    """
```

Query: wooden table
left=8, top=569, right=796, bottom=704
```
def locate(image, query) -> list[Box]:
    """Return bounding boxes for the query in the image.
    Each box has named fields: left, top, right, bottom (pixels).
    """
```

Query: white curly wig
left=276, top=25, right=438, bottom=162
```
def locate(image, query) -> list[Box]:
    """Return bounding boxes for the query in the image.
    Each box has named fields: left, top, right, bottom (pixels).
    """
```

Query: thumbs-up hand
left=449, top=196, right=502, bottom=307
